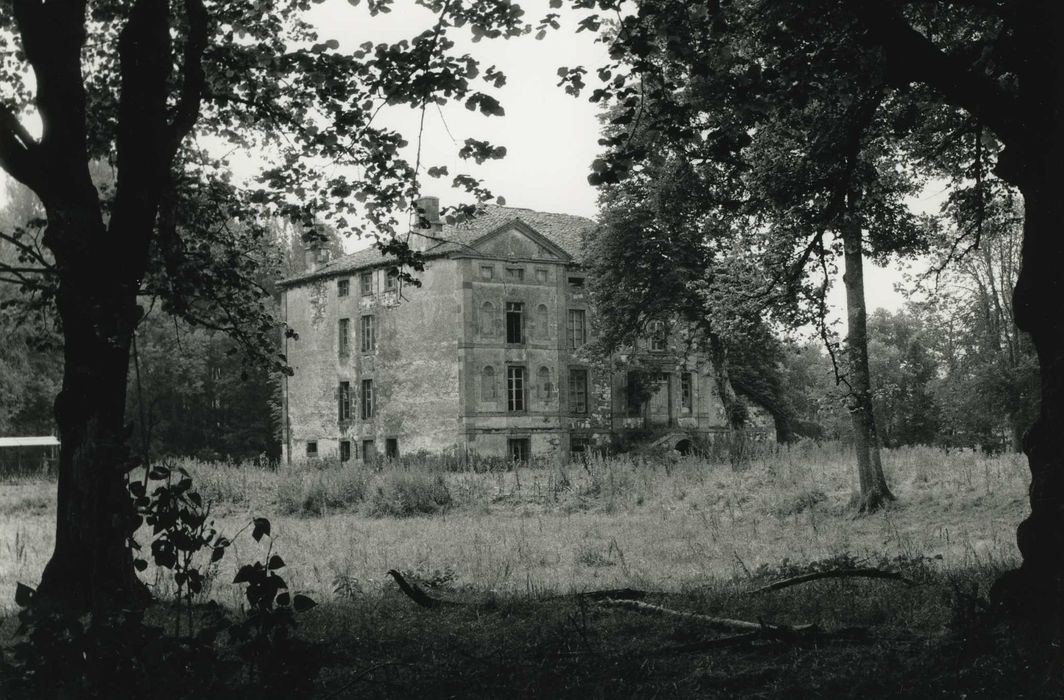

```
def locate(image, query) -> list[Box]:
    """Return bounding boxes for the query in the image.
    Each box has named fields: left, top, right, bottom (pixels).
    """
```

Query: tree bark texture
left=707, top=333, right=748, bottom=465
left=840, top=215, right=894, bottom=512
left=982, top=1, right=1064, bottom=641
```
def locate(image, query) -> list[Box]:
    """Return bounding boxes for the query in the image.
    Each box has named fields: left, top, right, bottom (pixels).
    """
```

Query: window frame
left=568, top=276, right=585, bottom=288
left=505, top=301, right=525, bottom=345
left=648, top=320, right=667, bottom=352
left=508, top=437, right=530, bottom=463
left=338, top=278, right=350, bottom=297
left=306, top=441, right=318, bottom=458
left=567, top=308, right=587, bottom=349
left=505, top=266, right=525, bottom=282
left=506, top=365, right=526, bottom=413
left=339, top=381, right=352, bottom=421
left=361, top=378, right=374, bottom=419
left=360, top=314, right=376, bottom=353
left=480, top=265, right=494, bottom=281
left=568, top=368, right=589, bottom=414
left=340, top=440, right=352, bottom=462
left=359, top=270, right=374, bottom=296
left=384, top=268, right=397, bottom=291
left=338, top=317, right=350, bottom=358
left=681, top=372, right=693, bottom=414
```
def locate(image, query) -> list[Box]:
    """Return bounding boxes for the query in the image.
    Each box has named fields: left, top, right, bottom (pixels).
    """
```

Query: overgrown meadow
left=2, top=442, right=1026, bottom=611
left=4, top=442, right=1049, bottom=697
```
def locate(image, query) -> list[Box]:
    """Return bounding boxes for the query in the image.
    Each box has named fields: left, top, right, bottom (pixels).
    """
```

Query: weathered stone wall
left=282, top=260, right=462, bottom=462
left=456, top=242, right=572, bottom=462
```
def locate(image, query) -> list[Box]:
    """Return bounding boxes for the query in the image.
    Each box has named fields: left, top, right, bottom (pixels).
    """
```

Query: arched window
left=481, top=366, right=496, bottom=400
left=536, top=304, right=549, bottom=340
left=538, top=366, right=552, bottom=400
left=480, top=301, right=494, bottom=336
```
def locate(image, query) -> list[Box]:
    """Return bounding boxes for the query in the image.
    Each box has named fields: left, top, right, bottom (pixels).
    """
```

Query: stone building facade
left=279, top=199, right=739, bottom=464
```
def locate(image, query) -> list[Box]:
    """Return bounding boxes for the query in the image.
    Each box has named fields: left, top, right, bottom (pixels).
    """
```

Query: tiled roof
left=281, top=205, right=597, bottom=286
left=428, top=205, right=596, bottom=260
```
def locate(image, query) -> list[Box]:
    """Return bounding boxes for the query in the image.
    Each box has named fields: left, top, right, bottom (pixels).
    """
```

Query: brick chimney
left=303, top=227, right=331, bottom=272
left=411, top=195, right=442, bottom=252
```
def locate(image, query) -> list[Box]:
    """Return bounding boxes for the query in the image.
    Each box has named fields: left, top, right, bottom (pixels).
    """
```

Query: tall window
left=507, top=366, right=526, bottom=412
left=338, top=381, right=351, bottom=421
left=384, top=268, right=397, bottom=291
left=360, top=270, right=373, bottom=296
left=362, top=439, right=375, bottom=462
left=338, top=278, right=350, bottom=297
left=681, top=373, right=693, bottom=414
left=361, top=379, right=374, bottom=419
left=568, top=368, right=588, bottom=414
left=481, top=366, right=496, bottom=400
left=505, top=302, right=524, bottom=344
left=480, top=301, right=495, bottom=336
left=648, top=320, right=666, bottom=352
left=340, top=440, right=352, bottom=462
left=567, top=309, right=587, bottom=349
left=361, top=314, right=376, bottom=353
left=338, top=318, right=350, bottom=357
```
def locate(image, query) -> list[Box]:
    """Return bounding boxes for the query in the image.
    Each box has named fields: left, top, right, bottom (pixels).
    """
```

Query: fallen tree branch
left=745, top=568, right=914, bottom=596
left=596, top=598, right=811, bottom=634
left=387, top=570, right=650, bottom=609
left=386, top=569, right=460, bottom=609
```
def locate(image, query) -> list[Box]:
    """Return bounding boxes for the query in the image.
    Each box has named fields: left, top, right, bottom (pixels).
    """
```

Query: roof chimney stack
left=411, top=196, right=442, bottom=251
left=303, top=225, right=331, bottom=272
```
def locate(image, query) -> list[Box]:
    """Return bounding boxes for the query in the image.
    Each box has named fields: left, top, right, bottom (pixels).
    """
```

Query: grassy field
left=2, top=442, right=1052, bottom=697
left=0, top=443, right=1028, bottom=609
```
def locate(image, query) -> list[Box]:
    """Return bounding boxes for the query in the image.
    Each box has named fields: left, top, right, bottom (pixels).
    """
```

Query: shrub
left=276, top=467, right=368, bottom=517
left=363, top=472, right=453, bottom=517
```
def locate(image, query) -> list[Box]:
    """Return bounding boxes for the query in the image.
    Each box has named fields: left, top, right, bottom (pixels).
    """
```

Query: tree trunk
left=986, top=3, right=1064, bottom=640
left=991, top=178, right=1064, bottom=639
left=707, top=333, right=747, bottom=465
left=841, top=215, right=895, bottom=512
left=34, top=228, right=145, bottom=615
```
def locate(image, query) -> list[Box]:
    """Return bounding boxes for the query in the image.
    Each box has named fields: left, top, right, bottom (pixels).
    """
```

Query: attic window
left=506, top=267, right=524, bottom=282
left=535, top=268, right=548, bottom=283
left=568, top=276, right=585, bottom=288
left=480, top=265, right=494, bottom=280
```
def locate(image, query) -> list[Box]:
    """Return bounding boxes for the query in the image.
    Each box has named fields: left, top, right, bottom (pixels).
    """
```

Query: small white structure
left=0, top=436, right=60, bottom=474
